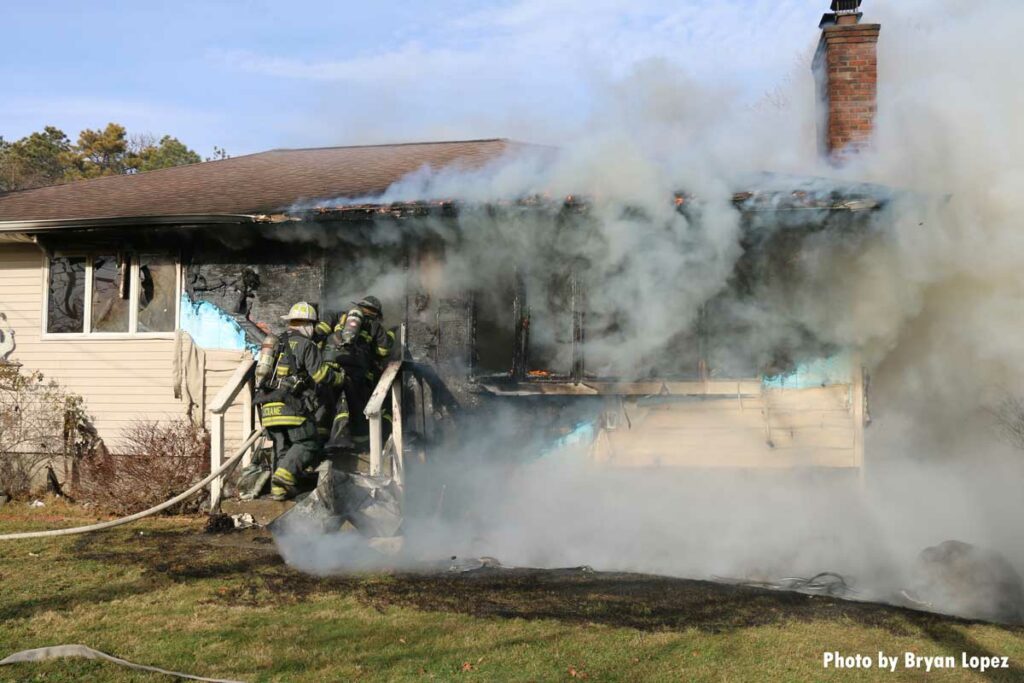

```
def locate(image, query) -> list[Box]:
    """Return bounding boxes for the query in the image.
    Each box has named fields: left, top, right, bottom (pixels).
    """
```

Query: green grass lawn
left=2, top=500, right=1024, bottom=682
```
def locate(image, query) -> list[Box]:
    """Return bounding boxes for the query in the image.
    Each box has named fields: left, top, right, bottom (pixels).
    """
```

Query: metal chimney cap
left=830, top=0, right=862, bottom=11
left=820, top=0, right=863, bottom=28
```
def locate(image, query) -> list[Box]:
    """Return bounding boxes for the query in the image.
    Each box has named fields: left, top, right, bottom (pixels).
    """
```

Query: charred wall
left=182, top=219, right=480, bottom=404
left=33, top=203, right=885, bottom=404
left=184, top=232, right=325, bottom=342
left=403, top=240, right=478, bottom=407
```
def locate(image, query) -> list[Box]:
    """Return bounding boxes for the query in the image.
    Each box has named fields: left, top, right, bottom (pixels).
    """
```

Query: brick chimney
left=813, top=0, right=880, bottom=161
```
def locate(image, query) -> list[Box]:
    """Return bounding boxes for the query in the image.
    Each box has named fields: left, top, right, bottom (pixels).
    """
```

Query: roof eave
left=301, top=193, right=886, bottom=221
left=0, top=213, right=268, bottom=233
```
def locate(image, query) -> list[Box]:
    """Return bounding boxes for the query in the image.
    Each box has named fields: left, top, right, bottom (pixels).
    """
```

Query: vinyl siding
left=0, top=242, right=251, bottom=452
left=204, top=349, right=253, bottom=455
left=593, top=384, right=861, bottom=469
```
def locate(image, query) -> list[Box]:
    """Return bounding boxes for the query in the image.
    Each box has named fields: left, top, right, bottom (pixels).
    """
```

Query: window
left=91, top=254, right=131, bottom=332
left=474, top=267, right=588, bottom=382
left=46, top=256, right=86, bottom=333
left=524, top=269, right=575, bottom=377
left=473, top=268, right=743, bottom=382
left=137, top=256, right=178, bottom=332
left=44, top=252, right=180, bottom=336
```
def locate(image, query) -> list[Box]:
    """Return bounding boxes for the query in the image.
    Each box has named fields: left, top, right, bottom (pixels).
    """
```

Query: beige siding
left=0, top=242, right=252, bottom=451
left=592, top=384, right=862, bottom=469
left=204, top=349, right=253, bottom=454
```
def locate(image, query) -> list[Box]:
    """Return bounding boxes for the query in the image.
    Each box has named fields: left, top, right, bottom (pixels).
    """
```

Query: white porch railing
left=364, top=325, right=406, bottom=485
left=365, top=359, right=405, bottom=484
left=208, top=326, right=410, bottom=509
left=208, top=356, right=257, bottom=511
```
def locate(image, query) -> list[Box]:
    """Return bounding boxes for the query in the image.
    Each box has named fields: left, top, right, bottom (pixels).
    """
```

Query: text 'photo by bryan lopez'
left=824, top=652, right=1012, bottom=673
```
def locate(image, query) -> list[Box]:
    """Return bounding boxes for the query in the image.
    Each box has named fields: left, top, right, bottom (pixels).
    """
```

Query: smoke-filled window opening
left=635, top=319, right=707, bottom=381
left=44, top=251, right=181, bottom=337
left=522, top=268, right=575, bottom=379
left=575, top=311, right=625, bottom=379
left=468, top=264, right=587, bottom=383
left=471, top=270, right=518, bottom=377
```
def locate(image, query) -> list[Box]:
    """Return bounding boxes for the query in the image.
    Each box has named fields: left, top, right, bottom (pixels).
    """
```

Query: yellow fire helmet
left=280, top=301, right=318, bottom=322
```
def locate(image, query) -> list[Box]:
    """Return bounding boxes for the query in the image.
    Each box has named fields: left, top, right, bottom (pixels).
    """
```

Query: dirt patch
left=355, top=567, right=1005, bottom=635
left=59, top=524, right=1024, bottom=637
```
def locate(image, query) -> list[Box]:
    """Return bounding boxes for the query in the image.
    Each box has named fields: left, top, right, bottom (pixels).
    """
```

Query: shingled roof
left=0, top=138, right=520, bottom=224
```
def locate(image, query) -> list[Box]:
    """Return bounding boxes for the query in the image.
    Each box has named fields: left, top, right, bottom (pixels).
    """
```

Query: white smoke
left=275, top=0, right=1024, bottom=622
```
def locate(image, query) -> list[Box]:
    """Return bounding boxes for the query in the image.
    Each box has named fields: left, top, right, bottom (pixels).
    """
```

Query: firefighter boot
left=270, top=467, right=298, bottom=501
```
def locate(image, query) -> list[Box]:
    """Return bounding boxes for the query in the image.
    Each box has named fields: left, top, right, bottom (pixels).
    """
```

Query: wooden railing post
left=210, top=413, right=225, bottom=509
left=393, top=323, right=405, bottom=484
left=390, top=377, right=404, bottom=485
left=369, top=417, right=384, bottom=476
left=208, top=357, right=256, bottom=512
left=365, top=324, right=406, bottom=480
left=366, top=360, right=401, bottom=477
left=241, top=375, right=254, bottom=469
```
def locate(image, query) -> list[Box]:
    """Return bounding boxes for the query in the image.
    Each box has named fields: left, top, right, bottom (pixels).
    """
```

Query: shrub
left=0, top=364, right=97, bottom=498
left=75, top=419, right=210, bottom=515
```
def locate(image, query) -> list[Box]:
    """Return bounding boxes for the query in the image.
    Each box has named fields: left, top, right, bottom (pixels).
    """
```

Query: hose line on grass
left=1, top=644, right=245, bottom=683
left=0, top=429, right=266, bottom=541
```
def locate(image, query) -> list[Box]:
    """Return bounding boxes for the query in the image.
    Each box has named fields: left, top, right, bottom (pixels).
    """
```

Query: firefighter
left=325, top=295, right=395, bottom=449
left=351, top=295, right=395, bottom=379
left=256, top=301, right=345, bottom=500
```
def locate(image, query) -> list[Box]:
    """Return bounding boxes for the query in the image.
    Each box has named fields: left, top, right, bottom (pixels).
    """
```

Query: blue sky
left=1, top=1, right=825, bottom=157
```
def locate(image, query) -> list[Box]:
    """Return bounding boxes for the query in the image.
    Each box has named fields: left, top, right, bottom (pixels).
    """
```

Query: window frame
left=40, top=250, right=181, bottom=340
left=476, top=266, right=728, bottom=383
left=496, top=266, right=587, bottom=383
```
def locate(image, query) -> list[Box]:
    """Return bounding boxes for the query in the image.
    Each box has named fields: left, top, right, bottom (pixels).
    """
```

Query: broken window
left=524, top=269, right=575, bottom=378
left=46, top=256, right=86, bottom=333
left=137, top=256, right=177, bottom=332
left=471, top=265, right=590, bottom=381
left=45, top=252, right=179, bottom=336
left=472, top=273, right=518, bottom=377
left=91, top=255, right=130, bottom=332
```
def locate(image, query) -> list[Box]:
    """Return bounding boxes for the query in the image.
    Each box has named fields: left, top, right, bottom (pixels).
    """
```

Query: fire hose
left=0, top=429, right=266, bottom=541
left=1, top=644, right=245, bottom=683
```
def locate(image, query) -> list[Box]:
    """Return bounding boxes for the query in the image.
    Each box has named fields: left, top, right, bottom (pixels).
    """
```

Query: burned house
left=0, top=5, right=883, bottom=485
left=0, top=140, right=520, bottom=454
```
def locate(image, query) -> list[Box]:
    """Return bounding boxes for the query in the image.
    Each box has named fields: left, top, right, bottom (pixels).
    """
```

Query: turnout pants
left=328, top=373, right=372, bottom=448
left=271, top=420, right=322, bottom=482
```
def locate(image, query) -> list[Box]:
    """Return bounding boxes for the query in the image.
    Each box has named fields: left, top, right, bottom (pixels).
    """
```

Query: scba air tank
left=254, top=333, right=280, bottom=387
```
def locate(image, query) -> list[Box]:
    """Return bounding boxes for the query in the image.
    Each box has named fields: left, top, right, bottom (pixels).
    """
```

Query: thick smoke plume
left=277, top=0, right=1024, bottom=622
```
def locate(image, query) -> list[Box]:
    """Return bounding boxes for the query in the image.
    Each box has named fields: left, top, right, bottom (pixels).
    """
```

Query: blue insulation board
left=539, top=421, right=597, bottom=460
left=179, top=294, right=257, bottom=352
